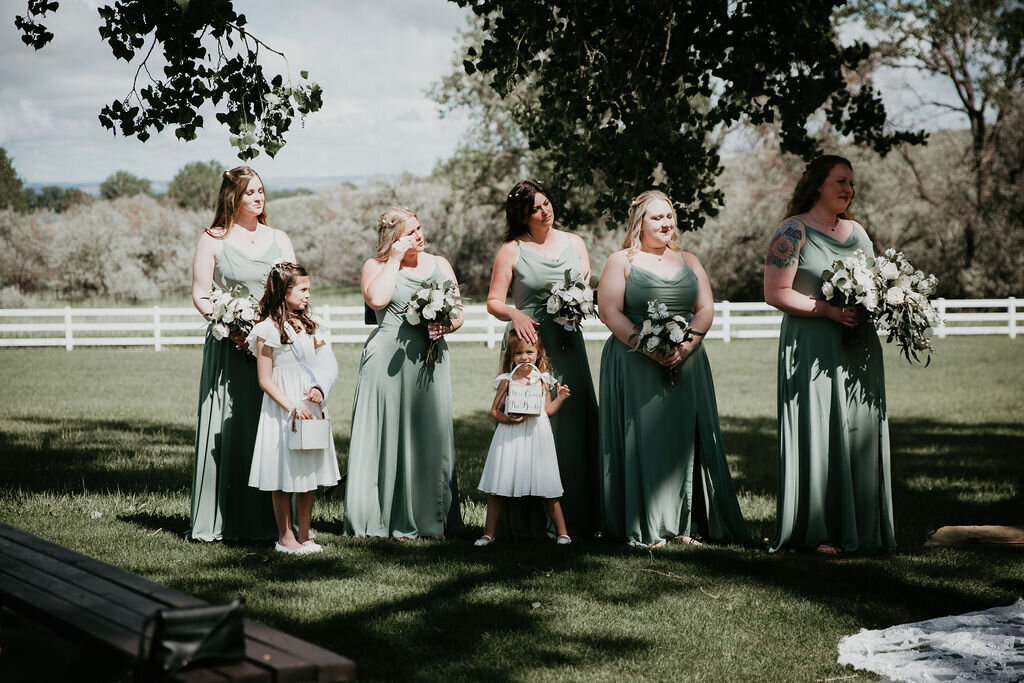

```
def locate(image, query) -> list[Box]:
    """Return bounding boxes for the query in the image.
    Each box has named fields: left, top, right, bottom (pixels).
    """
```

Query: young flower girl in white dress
left=476, top=330, right=572, bottom=546
left=247, top=262, right=340, bottom=554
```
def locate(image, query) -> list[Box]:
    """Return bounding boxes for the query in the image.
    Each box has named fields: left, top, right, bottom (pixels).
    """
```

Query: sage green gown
left=189, top=242, right=280, bottom=541
left=769, top=223, right=895, bottom=552
left=498, top=243, right=600, bottom=538
left=343, top=266, right=462, bottom=538
left=599, top=264, right=751, bottom=547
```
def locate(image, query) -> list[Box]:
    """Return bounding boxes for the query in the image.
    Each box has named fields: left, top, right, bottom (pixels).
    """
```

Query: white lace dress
left=477, top=369, right=564, bottom=499
left=246, top=318, right=341, bottom=493
left=838, top=598, right=1024, bottom=681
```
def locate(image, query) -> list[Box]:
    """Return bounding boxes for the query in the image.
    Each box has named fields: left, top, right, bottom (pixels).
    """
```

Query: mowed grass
left=0, top=337, right=1022, bottom=681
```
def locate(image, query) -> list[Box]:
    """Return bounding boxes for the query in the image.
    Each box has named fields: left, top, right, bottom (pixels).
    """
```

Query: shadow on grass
left=3, top=411, right=1022, bottom=679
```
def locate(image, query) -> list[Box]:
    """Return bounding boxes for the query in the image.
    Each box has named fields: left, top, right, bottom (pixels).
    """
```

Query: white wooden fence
left=0, top=299, right=1018, bottom=350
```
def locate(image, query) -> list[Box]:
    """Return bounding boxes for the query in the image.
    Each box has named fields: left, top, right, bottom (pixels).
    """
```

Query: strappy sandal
left=474, top=534, right=494, bottom=547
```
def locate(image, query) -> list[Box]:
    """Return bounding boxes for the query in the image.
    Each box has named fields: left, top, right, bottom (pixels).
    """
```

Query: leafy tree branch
left=14, top=0, right=322, bottom=160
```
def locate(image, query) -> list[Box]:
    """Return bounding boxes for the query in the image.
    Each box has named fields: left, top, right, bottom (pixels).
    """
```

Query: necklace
left=806, top=214, right=839, bottom=232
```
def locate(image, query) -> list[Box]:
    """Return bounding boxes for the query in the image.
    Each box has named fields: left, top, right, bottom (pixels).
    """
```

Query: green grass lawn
left=1, top=337, right=1022, bottom=681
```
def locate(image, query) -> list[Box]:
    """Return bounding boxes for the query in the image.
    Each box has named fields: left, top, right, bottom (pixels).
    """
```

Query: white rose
left=644, top=337, right=659, bottom=352
left=864, top=291, right=879, bottom=311
left=422, top=303, right=440, bottom=320
left=405, top=309, right=421, bottom=325
left=656, top=302, right=669, bottom=318
left=879, top=261, right=900, bottom=280
left=546, top=295, right=562, bottom=314
left=211, top=322, right=229, bottom=340
left=885, top=287, right=905, bottom=306
left=854, top=267, right=874, bottom=288
left=640, top=319, right=655, bottom=336
left=668, top=325, right=686, bottom=343
left=821, top=282, right=835, bottom=299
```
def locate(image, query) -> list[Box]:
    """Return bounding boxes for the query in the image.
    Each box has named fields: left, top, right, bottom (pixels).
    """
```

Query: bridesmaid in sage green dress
left=343, top=207, right=464, bottom=539
left=486, top=180, right=600, bottom=538
left=764, top=155, right=895, bottom=554
left=189, top=166, right=298, bottom=541
left=597, top=191, right=751, bottom=548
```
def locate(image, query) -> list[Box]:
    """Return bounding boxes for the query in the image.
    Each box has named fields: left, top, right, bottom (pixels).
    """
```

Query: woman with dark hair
left=763, top=155, right=895, bottom=554
left=485, top=180, right=600, bottom=538
left=189, top=166, right=298, bottom=542
left=598, top=190, right=750, bottom=548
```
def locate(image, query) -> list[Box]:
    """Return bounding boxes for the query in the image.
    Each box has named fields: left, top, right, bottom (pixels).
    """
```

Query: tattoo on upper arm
left=766, top=221, right=802, bottom=269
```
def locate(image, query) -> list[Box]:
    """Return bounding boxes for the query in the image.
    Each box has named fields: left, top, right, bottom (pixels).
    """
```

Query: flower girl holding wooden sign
left=475, top=330, right=572, bottom=546
left=247, top=262, right=340, bottom=555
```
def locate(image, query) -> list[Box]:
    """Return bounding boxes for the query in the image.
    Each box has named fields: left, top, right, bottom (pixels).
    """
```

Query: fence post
left=486, top=313, right=496, bottom=349
left=721, top=300, right=732, bottom=343
left=1009, top=297, right=1017, bottom=340
left=935, top=298, right=947, bottom=339
left=64, top=306, right=73, bottom=351
left=321, top=304, right=332, bottom=345
left=153, top=306, right=162, bottom=351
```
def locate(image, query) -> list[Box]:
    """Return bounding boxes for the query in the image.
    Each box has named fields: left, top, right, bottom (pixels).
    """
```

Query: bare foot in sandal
left=816, top=543, right=842, bottom=555
left=674, top=535, right=703, bottom=546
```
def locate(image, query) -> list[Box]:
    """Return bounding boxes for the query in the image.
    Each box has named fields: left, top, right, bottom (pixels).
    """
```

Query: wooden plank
left=174, top=660, right=271, bottom=683
left=0, top=524, right=203, bottom=607
left=0, top=570, right=139, bottom=658
left=243, top=621, right=357, bottom=680
left=0, top=561, right=146, bottom=637
left=0, top=536, right=168, bottom=617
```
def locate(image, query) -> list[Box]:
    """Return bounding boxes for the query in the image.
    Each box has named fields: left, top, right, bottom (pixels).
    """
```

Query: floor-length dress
left=189, top=242, right=280, bottom=541
left=769, top=222, right=895, bottom=552
left=343, top=266, right=462, bottom=538
left=599, top=264, right=751, bottom=547
left=500, top=243, right=600, bottom=538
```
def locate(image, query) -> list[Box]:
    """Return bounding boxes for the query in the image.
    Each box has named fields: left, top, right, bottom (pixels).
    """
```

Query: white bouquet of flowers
left=871, top=249, right=940, bottom=364
left=630, top=298, right=697, bottom=384
left=540, top=269, right=597, bottom=349
left=821, top=248, right=940, bottom=362
left=820, top=249, right=880, bottom=313
left=405, top=279, right=460, bottom=364
left=206, top=283, right=259, bottom=346
left=820, top=249, right=880, bottom=345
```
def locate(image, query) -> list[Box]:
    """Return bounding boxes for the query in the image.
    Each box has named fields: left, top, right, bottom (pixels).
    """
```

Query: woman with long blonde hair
left=343, top=207, right=464, bottom=539
left=597, top=190, right=751, bottom=548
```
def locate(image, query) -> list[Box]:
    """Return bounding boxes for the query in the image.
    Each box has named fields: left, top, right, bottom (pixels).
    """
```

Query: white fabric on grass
left=838, top=598, right=1024, bottom=681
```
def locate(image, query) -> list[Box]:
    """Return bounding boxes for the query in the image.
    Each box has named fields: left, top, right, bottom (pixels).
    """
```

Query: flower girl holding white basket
left=476, top=330, right=572, bottom=547
left=247, top=262, right=340, bottom=555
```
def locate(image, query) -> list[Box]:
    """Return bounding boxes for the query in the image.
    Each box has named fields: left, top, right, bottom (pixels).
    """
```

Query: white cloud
left=1, top=0, right=471, bottom=184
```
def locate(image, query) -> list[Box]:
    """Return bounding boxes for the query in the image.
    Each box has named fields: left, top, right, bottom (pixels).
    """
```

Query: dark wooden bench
left=0, top=522, right=356, bottom=681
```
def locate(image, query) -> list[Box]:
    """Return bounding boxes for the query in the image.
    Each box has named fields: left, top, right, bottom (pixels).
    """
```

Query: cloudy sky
left=0, top=0, right=471, bottom=186
left=1, top=2, right=958, bottom=189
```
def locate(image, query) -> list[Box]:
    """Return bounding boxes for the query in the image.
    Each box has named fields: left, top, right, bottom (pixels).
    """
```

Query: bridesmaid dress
left=189, top=241, right=280, bottom=541
left=599, top=264, right=751, bottom=547
left=343, top=266, right=462, bottom=538
left=769, top=222, right=895, bottom=552
left=498, top=242, right=600, bottom=538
